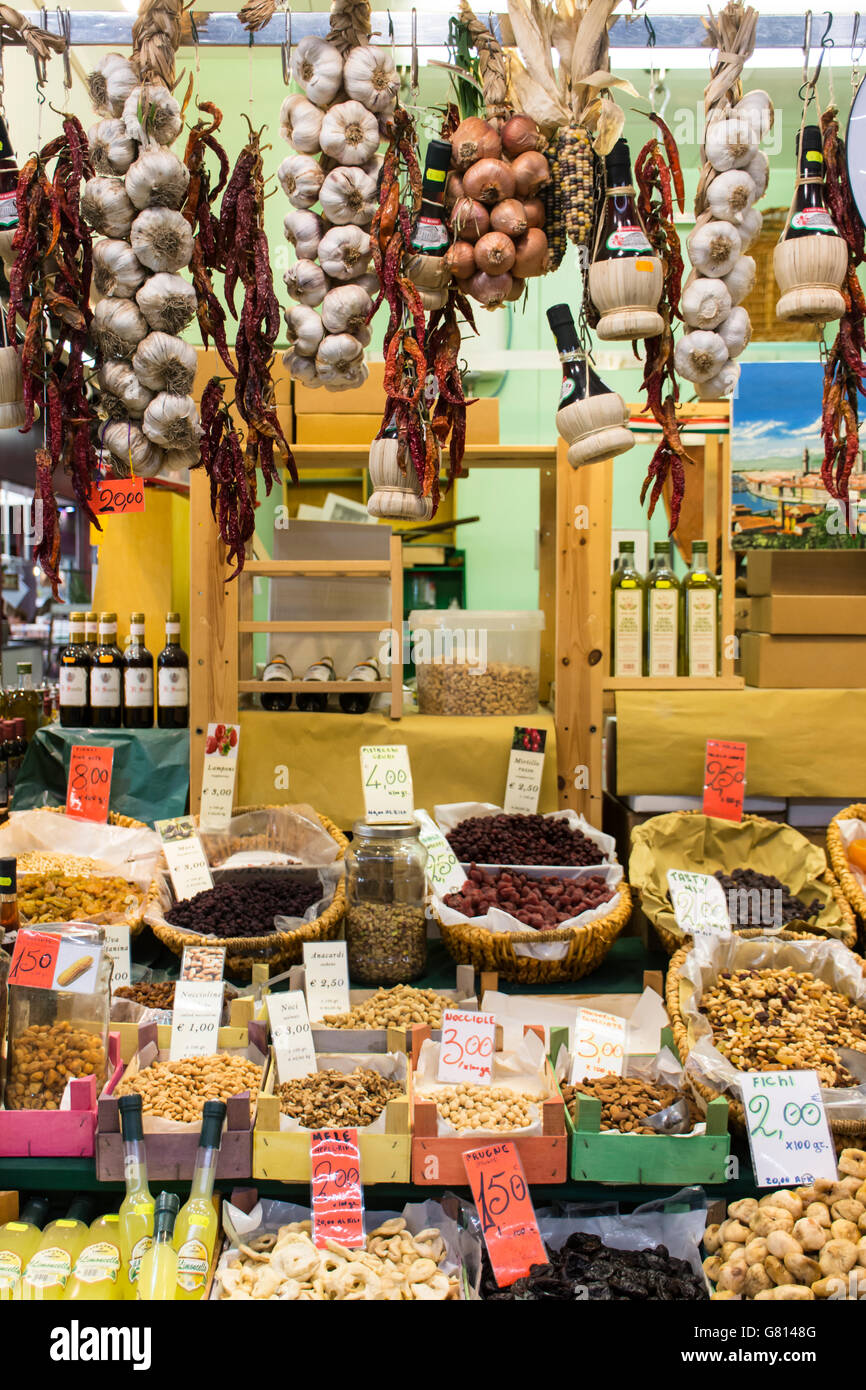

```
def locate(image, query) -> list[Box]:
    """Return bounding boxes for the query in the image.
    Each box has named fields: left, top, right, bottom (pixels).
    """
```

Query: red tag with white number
left=9, top=930, right=61, bottom=989
left=310, top=1129, right=364, bottom=1249
left=437, top=1010, right=496, bottom=1084
left=66, top=745, right=114, bottom=822
left=463, top=1141, right=546, bottom=1288
left=88, top=478, right=146, bottom=515
left=702, top=739, right=746, bottom=822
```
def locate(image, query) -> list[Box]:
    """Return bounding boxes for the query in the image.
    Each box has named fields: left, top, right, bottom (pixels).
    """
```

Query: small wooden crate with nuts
left=112, top=990, right=268, bottom=1064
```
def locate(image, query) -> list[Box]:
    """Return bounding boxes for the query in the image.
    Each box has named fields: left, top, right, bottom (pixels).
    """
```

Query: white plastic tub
left=409, top=609, right=545, bottom=716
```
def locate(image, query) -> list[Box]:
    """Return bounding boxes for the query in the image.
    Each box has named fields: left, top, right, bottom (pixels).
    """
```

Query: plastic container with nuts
left=409, top=610, right=544, bottom=717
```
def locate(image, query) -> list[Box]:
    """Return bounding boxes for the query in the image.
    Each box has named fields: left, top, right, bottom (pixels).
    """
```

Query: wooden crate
left=253, top=1051, right=412, bottom=1184
left=566, top=1093, right=730, bottom=1185
left=112, top=996, right=263, bottom=1064
left=286, top=963, right=481, bottom=1054
left=0, top=1033, right=123, bottom=1159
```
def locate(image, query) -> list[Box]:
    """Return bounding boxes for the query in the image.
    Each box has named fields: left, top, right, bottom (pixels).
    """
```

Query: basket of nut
left=290, top=965, right=480, bottom=1054
left=666, top=932, right=866, bottom=1142
left=826, top=804, right=866, bottom=931
left=630, top=811, right=857, bottom=954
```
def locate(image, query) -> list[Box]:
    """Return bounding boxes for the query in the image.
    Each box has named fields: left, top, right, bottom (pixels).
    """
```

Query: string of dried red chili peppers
left=819, top=108, right=865, bottom=519
left=635, top=115, right=692, bottom=533
left=199, top=377, right=255, bottom=579
left=182, top=101, right=234, bottom=377
left=8, top=115, right=99, bottom=596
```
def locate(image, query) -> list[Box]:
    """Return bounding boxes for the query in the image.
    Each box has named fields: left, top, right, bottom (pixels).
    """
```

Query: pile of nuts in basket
left=276, top=1067, right=403, bottom=1128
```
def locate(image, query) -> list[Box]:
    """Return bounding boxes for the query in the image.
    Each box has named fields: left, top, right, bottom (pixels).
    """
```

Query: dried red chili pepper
left=182, top=102, right=235, bottom=376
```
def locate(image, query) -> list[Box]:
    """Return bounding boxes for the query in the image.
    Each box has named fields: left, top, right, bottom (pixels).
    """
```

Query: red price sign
left=66, top=745, right=114, bottom=823
left=702, top=739, right=747, bottom=822
left=437, top=1010, right=497, bottom=1084
left=310, top=1129, right=364, bottom=1249
left=88, top=478, right=146, bottom=515
left=463, top=1141, right=546, bottom=1288
left=9, top=929, right=61, bottom=989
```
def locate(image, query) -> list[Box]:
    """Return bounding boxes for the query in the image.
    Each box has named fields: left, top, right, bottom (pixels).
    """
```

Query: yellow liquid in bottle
left=173, top=1198, right=218, bottom=1300
left=65, top=1215, right=122, bottom=1302
left=137, top=1240, right=178, bottom=1301
left=19, top=1219, right=90, bottom=1301
left=0, top=1221, right=43, bottom=1301
left=118, top=1152, right=154, bottom=1300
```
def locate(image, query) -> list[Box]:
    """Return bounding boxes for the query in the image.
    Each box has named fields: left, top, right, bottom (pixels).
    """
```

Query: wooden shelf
left=604, top=676, right=745, bottom=692
left=239, top=680, right=392, bottom=694
left=289, top=444, right=555, bottom=471
left=238, top=620, right=386, bottom=634
left=241, top=560, right=391, bottom=576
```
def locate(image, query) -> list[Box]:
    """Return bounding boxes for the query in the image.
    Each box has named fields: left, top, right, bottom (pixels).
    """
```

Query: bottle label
left=90, top=668, right=121, bottom=707
left=263, top=660, right=292, bottom=682
left=346, top=661, right=379, bottom=683
left=649, top=589, right=679, bottom=678
left=613, top=589, right=643, bottom=677
left=790, top=208, right=839, bottom=234
left=303, top=662, right=334, bottom=682
left=606, top=225, right=652, bottom=253
left=24, top=1246, right=72, bottom=1289
left=688, top=591, right=718, bottom=677
left=72, top=1240, right=120, bottom=1285
left=0, top=1249, right=22, bottom=1290
left=0, top=193, right=17, bottom=231
left=559, top=375, right=582, bottom=406
left=159, top=668, right=188, bottom=707
left=176, top=1237, right=209, bottom=1291
left=128, top=1235, right=153, bottom=1284
left=60, top=668, right=88, bottom=705
left=410, top=215, right=449, bottom=253
left=124, top=668, right=154, bottom=706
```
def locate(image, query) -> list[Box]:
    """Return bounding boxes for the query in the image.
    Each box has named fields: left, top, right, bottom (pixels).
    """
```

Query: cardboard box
left=747, top=594, right=866, bottom=635
left=740, top=631, right=866, bottom=687
left=295, top=413, right=381, bottom=446
left=194, top=347, right=291, bottom=408
left=746, top=550, right=866, bottom=596
left=292, top=365, right=500, bottom=443
left=734, top=597, right=751, bottom=630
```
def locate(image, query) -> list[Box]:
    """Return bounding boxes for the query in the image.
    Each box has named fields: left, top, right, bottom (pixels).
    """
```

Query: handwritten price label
left=310, top=1129, right=364, bottom=1249
left=199, top=722, right=240, bottom=831
left=415, top=808, right=465, bottom=896
left=437, top=1010, right=497, bottom=1084
left=503, top=727, right=547, bottom=815
left=302, top=942, right=350, bottom=1022
left=360, top=745, right=414, bottom=823
left=169, top=979, right=223, bottom=1061
left=463, top=1141, right=546, bottom=1288
left=703, top=739, right=747, bottom=822
left=268, top=989, right=318, bottom=1082
left=156, top=817, right=214, bottom=902
left=8, top=929, right=61, bottom=989
left=104, top=922, right=132, bottom=993
left=88, top=478, right=146, bottom=515
left=66, top=744, right=114, bottom=822
left=667, top=869, right=732, bottom=939
left=742, top=1070, right=836, bottom=1189
left=569, top=1007, right=628, bottom=1083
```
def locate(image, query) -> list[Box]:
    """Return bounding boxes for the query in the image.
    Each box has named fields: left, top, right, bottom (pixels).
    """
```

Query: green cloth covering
left=12, top=726, right=189, bottom=827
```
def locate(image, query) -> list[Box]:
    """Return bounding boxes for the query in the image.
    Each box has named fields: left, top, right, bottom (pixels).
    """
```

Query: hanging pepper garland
left=635, top=114, right=692, bottom=532
left=181, top=101, right=234, bottom=377
left=819, top=108, right=866, bottom=516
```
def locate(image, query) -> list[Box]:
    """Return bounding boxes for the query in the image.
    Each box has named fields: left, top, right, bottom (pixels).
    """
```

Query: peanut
left=5, top=1019, right=106, bottom=1109
left=115, top=1054, right=261, bottom=1122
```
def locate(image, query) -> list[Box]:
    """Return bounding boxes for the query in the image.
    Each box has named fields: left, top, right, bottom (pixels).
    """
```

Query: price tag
left=156, top=817, right=214, bottom=902
left=103, top=923, right=132, bottom=993
left=360, top=744, right=414, bottom=823
left=268, top=989, right=318, bottom=1082
left=462, top=1141, right=546, bottom=1288
left=88, top=477, right=146, bottom=515
left=742, top=1070, right=837, bottom=1189
left=199, top=722, right=240, bottom=831
left=415, top=808, right=465, bottom=896
left=503, top=726, right=547, bottom=815
left=703, top=739, right=747, bottom=822
left=310, top=1128, right=364, bottom=1249
left=66, top=745, right=114, bottom=823
left=569, top=1007, right=628, bottom=1083
left=302, top=942, right=350, bottom=1022
left=169, top=979, right=223, bottom=1061
left=437, top=1009, right=497, bottom=1083
left=667, top=869, right=732, bottom=938
left=180, top=944, right=226, bottom=983
left=9, top=930, right=103, bottom=995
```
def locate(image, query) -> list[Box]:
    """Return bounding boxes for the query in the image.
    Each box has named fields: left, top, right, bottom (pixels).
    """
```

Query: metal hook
left=281, top=8, right=292, bottom=85
left=410, top=7, right=418, bottom=96
left=644, top=11, right=656, bottom=48
left=820, top=10, right=834, bottom=48
left=799, top=9, right=827, bottom=103
left=57, top=8, right=71, bottom=94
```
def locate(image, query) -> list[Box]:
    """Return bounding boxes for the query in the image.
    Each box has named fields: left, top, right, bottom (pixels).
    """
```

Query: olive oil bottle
left=610, top=541, right=646, bottom=677
left=683, top=539, right=720, bottom=677
left=647, top=540, right=681, bottom=678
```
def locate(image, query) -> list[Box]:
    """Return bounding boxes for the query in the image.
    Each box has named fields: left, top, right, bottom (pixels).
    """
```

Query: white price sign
left=569, top=1007, right=627, bottom=1083
left=199, top=723, right=240, bottom=831
left=169, top=979, right=223, bottom=1061
left=415, top=808, right=465, bottom=896
left=742, top=1070, right=837, bottom=1189
left=103, top=923, right=131, bottom=993
left=156, top=816, right=214, bottom=903
left=667, top=869, right=732, bottom=938
left=437, top=1010, right=497, bottom=1084
left=268, top=990, right=318, bottom=1083
left=503, top=727, right=547, bottom=815
left=303, top=941, right=350, bottom=1022
left=360, top=744, right=414, bottom=823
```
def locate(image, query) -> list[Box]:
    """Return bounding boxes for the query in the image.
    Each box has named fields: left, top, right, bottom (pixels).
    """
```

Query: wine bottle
left=339, top=659, right=381, bottom=714
left=409, top=138, right=453, bottom=255
left=296, top=656, right=335, bottom=713
left=90, top=612, right=124, bottom=729
left=9, top=720, right=26, bottom=792
left=595, top=138, right=653, bottom=260
left=84, top=611, right=99, bottom=657
left=0, top=857, right=20, bottom=933
left=59, top=611, right=91, bottom=728
left=547, top=302, right=608, bottom=408
left=260, top=654, right=294, bottom=712
left=783, top=125, right=840, bottom=240
left=157, top=612, right=189, bottom=729
left=124, top=612, right=154, bottom=729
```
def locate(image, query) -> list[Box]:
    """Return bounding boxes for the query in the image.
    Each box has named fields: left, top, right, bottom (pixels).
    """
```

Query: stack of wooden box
left=739, top=551, right=866, bottom=687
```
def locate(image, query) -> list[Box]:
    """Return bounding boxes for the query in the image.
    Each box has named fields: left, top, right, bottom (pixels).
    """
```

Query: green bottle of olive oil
left=683, top=539, right=720, bottom=677
left=610, top=541, right=646, bottom=677
left=647, top=540, right=681, bottom=678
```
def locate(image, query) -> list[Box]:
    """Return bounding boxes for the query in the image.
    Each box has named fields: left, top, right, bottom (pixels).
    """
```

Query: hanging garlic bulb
left=353, top=271, right=380, bottom=298
left=706, top=168, right=756, bottom=223
left=354, top=323, right=372, bottom=349
left=123, top=85, right=183, bottom=148
left=101, top=419, right=163, bottom=476
left=98, top=361, right=154, bottom=418
left=722, top=254, right=756, bottom=306
left=88, top=54, right=139, bottom=118
left=744, top=148, right=769, bottom=199
left=82, top=177, right=136, bottom=239
left=319, top=102, right=381, bottom=167
left=125, top=149, right=190, bottom=211
left=688, top=218, right=742, bottom=278
left=284, top=304, right=325, bottom=357
left=674, top=330, right=729, bottom=384
left=284, top=349, right=323, bottom=387
left=342, top=46, right=399, bottom=114
left=697, top=359, right=741, bottom=401
left=318, top=225, right=372, bottom=281
left=130, top=208, right=194, bottom=273
left=132, top=332, right=198, bottom=394
left=322, top=361, right=369, bottom=391
left=717, top=306, right=752, bottom=358
left=162, top=446, right=201, bottom=473
left=93, top=296, right=149, bottom=358
left=681, top=275, right=732, bottom=331
left=92, top=238, right=147, bottom=299
left=89, top=119, right=137, bottom=175
left=280, top=94, right=324, bottom=155
left=316, top=332, right=365, bottom=382
left=704, top=115, right=758, bottom=172
left=736, top=205, right=762, bottom=252
left=321, top=283, right=373, bottom=335
left=277, top=154, right=325, bottom=210
left=284, top=259, right=329, bottom=308
left=136, top=273, right=198, bottom=334
left=142, top=392, right=202, bottom=452
left=734, top=90, right=774, bottom=141
left=319, top=166, right=377, bottom=227
left=283, top=209, right=324, bottom=261
left=291, top=37, right=343, bottom=109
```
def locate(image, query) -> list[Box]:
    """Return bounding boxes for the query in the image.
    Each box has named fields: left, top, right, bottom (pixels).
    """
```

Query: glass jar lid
left=352, top=820, right=419, bottom=839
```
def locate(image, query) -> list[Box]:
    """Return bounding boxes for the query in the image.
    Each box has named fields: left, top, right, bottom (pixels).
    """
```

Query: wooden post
left=389, top=532, right=403, bottom=719
left=538, top=461, right=556, bottom=703
left=189, top=469, right=239, bottom=814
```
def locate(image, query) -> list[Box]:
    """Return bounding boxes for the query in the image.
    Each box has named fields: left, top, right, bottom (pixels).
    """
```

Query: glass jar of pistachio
left=344, top=822, right=428, bottom=984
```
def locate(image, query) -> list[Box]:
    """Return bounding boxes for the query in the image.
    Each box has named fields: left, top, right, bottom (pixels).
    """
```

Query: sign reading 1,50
left=475, top=1166, right=528, bottom=1239
left=365, top=763, right=408, bottom=791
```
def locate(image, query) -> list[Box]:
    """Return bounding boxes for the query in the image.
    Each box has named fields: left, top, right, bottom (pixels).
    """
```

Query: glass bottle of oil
left=18, top=1197, right=94, bottom=1300
left=647, top=540, right=681, bottom=678
left=174, top=1100, right=226, bottom=1300
left=683, top=539, right=720, bottom=677
left=64, top=1212, right=123, bottom=1301
left=610, top=540, right=646, bottom=677
left=118, top=1095, right=154, bottom=1298
left=137, top=1193, right=179, bottom=1301
left=0, top=1197, right=50, bottom=1301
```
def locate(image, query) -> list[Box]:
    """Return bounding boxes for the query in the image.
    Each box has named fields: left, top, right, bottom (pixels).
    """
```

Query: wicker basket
left=433, top=882, right=632, bottom=985
left=827, top=804, right=866, bottom=931
left=30, top=805, right=161, bottom=938
left=666, top=931, right=866, bottom=1141
left=149, top=806, right=348, bottom=978
left=741, top=207, right=822, bottom=344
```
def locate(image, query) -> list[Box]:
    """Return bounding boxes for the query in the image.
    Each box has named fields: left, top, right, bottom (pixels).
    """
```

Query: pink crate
left=0, top=1031, right=123, bottom=1158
